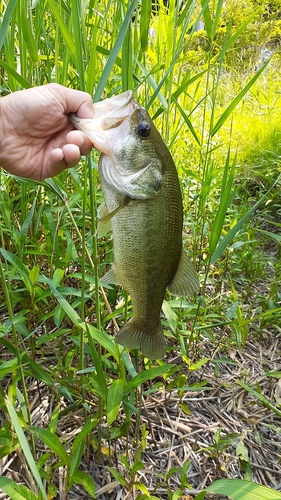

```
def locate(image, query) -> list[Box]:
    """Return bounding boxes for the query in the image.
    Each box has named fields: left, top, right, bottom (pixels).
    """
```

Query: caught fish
left=70, top=90, right=199, bottom=359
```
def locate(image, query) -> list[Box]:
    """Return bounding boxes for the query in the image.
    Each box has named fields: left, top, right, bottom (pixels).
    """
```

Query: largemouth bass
left=70, top=90, right=199, bottom=359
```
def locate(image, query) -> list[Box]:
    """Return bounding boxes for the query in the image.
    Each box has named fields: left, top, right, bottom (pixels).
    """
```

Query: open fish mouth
left=69, top=90, right=135, bottom=153
left=92, top=90, right=134, bottom=119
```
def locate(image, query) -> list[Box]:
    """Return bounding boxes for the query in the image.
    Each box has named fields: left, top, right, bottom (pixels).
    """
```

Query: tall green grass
left=0, top=0, right=280, bottom=498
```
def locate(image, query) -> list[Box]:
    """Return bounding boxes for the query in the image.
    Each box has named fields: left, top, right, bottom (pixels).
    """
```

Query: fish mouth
left=93, top=90, right=134, bottom=119
left=69, top=90, right=136, bottom=153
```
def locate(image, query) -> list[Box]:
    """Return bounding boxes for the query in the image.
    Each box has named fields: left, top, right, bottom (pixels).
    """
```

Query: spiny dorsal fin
left=167, top=249, right=199, bottom=297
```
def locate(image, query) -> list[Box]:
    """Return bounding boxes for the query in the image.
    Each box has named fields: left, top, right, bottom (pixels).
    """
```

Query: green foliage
left=5, top=396, right=48, bottom=499
left=195, top=478, right=281, bottom=500
left=0, top=477, right=38, bottom=500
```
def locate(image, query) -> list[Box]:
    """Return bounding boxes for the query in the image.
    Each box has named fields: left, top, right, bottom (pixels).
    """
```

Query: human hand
left=0, top=83, right=95, bottom=181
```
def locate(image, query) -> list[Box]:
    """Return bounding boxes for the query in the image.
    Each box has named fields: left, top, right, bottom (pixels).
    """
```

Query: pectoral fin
left=97, top=198, right=131, bottom=237
left=167, top=250, right=199, bottom=296
left=98, top=196, right=131, bottom=223
left=101, top=265, right=122, bottom=286
left=96, top=202, right=112, bottom=237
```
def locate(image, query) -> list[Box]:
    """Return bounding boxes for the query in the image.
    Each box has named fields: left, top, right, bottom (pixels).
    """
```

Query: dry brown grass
left=1, top=327, right=280, bottom=500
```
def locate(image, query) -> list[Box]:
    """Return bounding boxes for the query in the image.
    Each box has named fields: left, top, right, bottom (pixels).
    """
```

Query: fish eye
left=137, top=121, right=151, bottom=138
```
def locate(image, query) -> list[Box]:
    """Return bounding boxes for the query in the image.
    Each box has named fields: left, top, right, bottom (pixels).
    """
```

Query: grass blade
left=0, top=0, right=19, bottom=51
left=201, top=0, right=213, bottom=41
left=0, top=248, right=32, bottom=293
left=173, top=97, right=200, bottom=145
left=31, top=427, right=70, bottom=465
left=84, top=324, right=107, bottom=398
left=86, top=24, right=97, bottom=95
left=107, top=378, right=124, bottom=425
left=94, top=0, right=139, bottom=101
left=0, top=477, right=37, bottom=500
left=47, top=0, right=76, bottom=60
left=140, top=0, right=151, bottom=52
left=43, top=274, right=84, bottom=328
left=0, top=338, right=54, bottom=387
left=224, top=10, right=260, bottom=54
left=134, top=57, right=168, bottom=108
left=124, top=365, right=173, bottom=393
left=213, top=0, right=224, bottom=36
left=71, top=0, right=85, bottom=89
left=21, top=14, right=38, bottom=62
left=0, top=59, right=32, bottom=88
left=209, top=150, right=236, bottom=255
left=210, top=176, right=280, bottom=264
left=70, top=471, right=96, bottom=497
left=87, top=324, right=119, bottom=361
left=256, top=229, right=281, bottom=243
left=196, top=478, right=281, bottom=500
left=211, top=60, right=271, bottom=136
left=5, top=397, right=48, bottom=500
left=236, top=381, right=281, bottom=418
left=71, top=419, right=99, bottom=456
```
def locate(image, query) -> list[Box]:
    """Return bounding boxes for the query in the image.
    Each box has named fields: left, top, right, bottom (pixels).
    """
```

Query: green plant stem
left=87, top=157, right=104, bottom=463
left=88, top=161, right=101, bottom=331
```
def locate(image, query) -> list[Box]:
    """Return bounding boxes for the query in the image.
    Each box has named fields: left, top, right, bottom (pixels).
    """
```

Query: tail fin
left=115, top=319, right=165, bottom=359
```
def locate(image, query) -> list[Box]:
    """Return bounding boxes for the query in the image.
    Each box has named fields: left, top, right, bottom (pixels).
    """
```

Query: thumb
left=46, top=83, right=95, bottom=119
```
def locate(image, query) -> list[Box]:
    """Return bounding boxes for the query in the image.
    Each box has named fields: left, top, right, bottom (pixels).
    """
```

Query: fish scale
left=70, top=91, right=199, bottom=359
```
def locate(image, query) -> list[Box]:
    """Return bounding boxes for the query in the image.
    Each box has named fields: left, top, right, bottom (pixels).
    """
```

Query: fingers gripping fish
left=70, top=91, right=199, bottom=359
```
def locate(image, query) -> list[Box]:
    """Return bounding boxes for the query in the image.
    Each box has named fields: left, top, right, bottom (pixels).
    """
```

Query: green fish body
left=70, top=91, right=199, bottom=359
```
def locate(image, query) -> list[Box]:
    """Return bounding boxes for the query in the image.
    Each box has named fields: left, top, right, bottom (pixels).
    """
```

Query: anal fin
left=167, top=249, right=199, bottom=297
